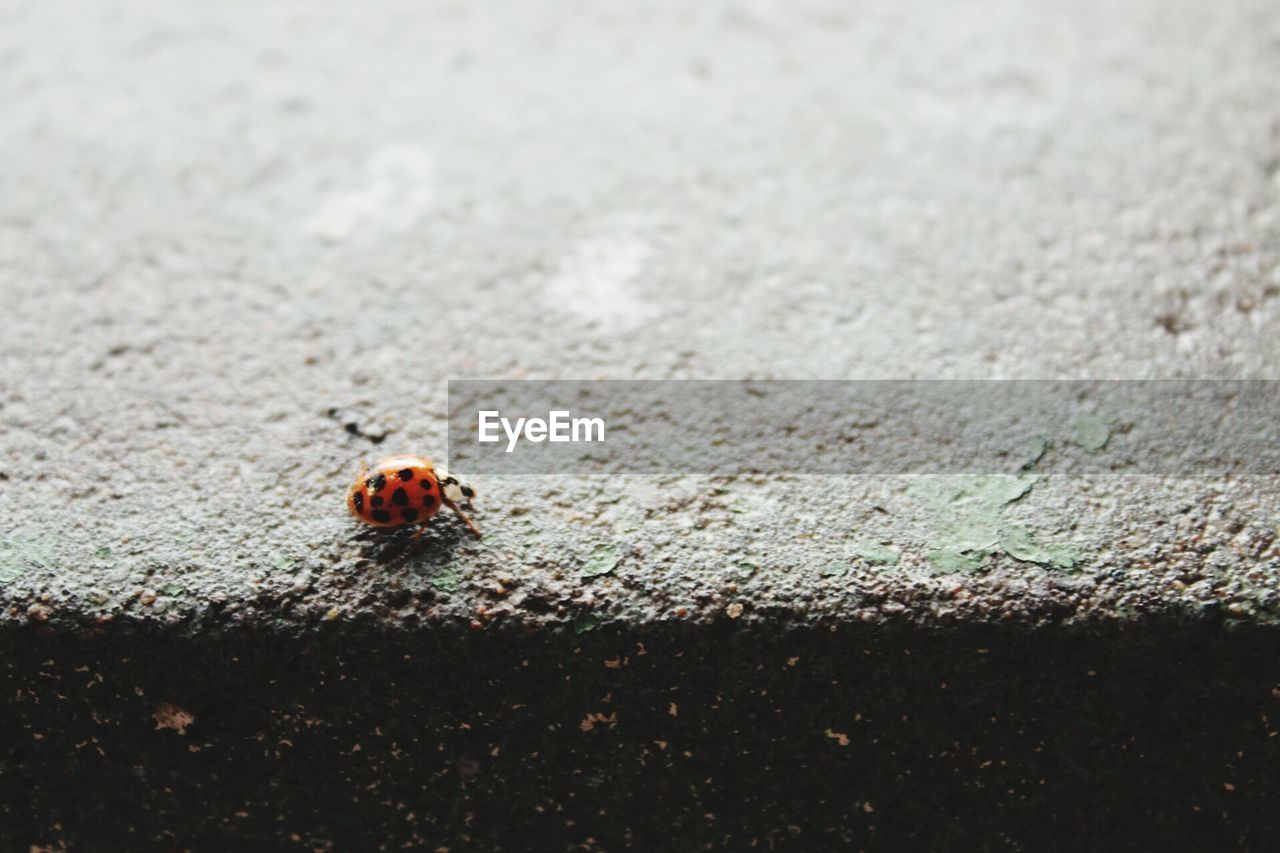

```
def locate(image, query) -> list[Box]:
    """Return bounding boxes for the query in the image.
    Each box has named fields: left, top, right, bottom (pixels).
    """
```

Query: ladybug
left=347, top=454, right=480, bottom=538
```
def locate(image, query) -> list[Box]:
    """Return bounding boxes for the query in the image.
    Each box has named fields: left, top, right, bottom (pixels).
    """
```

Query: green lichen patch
left=573, top=612, right=601, bottom=634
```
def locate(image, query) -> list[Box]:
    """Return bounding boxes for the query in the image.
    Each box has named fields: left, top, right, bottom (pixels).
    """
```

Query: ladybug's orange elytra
left=347, top=454, right=480, bottom=538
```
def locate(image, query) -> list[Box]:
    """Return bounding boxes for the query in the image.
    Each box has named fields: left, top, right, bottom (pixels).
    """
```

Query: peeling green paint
left=1073, top=414, right=1111, bottom=451
left=909, top=474, right=1073, bottom=572
left=573, top=612, right=601, bottom=634
left=1018, top=436, right=1050, bottom=470
left=0, top=555, right=24, bottom=584
left=820, top=562, right=849, bottom=577
left=1001, top=527, right=1079, bottom=569
left=908, top=474, right=1039, bottom=510
left=582, top=545, right=620, bottom=578
left=851, top=542, right=900, bottom=567
left=909, top=474, right=1037, bottom=561
left=0, top=535, right=56, bottom=582
left=926, top=547, right=992, bottom=574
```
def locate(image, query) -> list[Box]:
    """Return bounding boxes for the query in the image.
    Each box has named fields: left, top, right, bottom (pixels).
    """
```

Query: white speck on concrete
left=306, top=145, right=435, bottom=241
left=544, top=233, right=658, bottom=332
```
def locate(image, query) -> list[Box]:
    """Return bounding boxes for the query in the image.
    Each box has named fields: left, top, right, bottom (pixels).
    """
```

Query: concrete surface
left=2, top=0, right=1280, bottom=848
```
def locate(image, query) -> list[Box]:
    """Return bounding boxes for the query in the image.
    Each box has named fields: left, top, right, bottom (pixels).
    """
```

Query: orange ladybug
left=347, top=454, right=480, bottom=538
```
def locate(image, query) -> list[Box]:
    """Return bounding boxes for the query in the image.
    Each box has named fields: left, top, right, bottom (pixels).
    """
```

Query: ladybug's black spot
left=372, top=509, right=392, bottom=523
left=400, top=508, right=419, bottom=522
left=422, top=493, right=437, bottom=510
left=371, top=495, right=384, bottom=508
left=397, top=468, right=414, bottom=481
left=392, top=487, right=408, bottom=506
left=352, top=492, right=364, bottom=512
left=366, top=473, right=387, bottom=493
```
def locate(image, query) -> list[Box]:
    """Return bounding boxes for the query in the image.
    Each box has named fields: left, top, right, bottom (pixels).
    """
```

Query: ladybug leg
left=443, top=497, right=481, bottom=539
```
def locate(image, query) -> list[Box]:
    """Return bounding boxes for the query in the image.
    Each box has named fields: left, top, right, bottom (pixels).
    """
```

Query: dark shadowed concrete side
left=4, top=619, right=1280, bottom=849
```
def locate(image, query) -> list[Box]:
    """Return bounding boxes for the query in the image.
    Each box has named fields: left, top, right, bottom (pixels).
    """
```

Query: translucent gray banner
left=446, top=380, right=1279, bottom=476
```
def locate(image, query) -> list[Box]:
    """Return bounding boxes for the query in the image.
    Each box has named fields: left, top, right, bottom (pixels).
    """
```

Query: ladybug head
left=436, top=468, right=476, bottom=505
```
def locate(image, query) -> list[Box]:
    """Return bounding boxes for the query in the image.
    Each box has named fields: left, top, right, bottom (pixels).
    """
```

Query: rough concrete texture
left=2, top=0, right=1280, bottom=848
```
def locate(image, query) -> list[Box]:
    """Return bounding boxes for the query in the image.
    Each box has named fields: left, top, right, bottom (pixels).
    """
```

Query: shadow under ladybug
left=352, top=520, right=473, bottom=567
